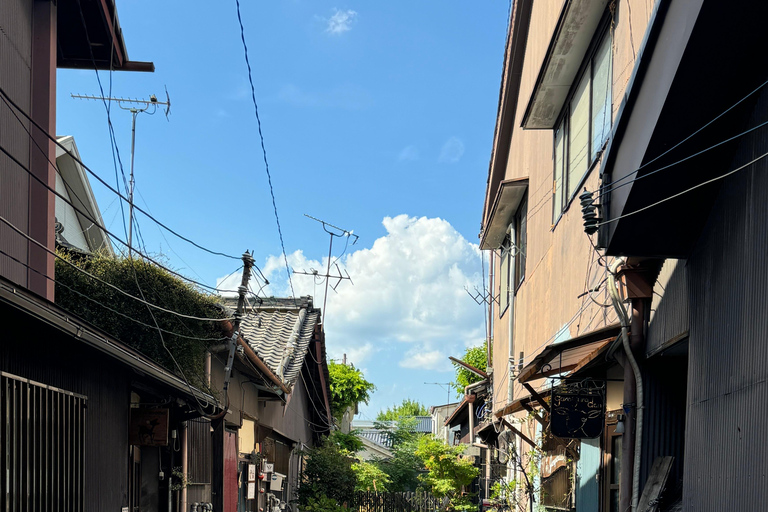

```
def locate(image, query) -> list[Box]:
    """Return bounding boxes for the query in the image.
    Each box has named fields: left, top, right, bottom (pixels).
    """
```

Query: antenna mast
left=71, top=91, right=171, bottom=252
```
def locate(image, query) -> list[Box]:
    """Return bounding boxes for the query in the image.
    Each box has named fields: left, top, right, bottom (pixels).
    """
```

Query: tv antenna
left=424, top=382, right=454, bottom=405
left=71, top=89, right=171, bottom=251
left=299, top=214, right=358, bottom=316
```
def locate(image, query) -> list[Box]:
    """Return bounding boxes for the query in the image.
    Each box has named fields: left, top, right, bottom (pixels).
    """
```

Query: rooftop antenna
left=300, top=214, right=358, bottom=317
left=424, top=382, right=453, bottom=406
left=71, top=89, right=171, bottom=252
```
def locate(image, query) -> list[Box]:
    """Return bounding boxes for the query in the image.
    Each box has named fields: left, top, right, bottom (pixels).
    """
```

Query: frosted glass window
left=553, top=123, right=565, bottom=223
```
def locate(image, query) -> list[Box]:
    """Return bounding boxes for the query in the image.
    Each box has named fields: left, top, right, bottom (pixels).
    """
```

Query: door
left=602, top=411, right=622, bottom=512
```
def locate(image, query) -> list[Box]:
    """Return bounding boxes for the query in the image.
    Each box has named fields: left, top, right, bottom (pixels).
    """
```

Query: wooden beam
left=449, top=356, right=488, bottom=379
left=520, top=402, right=546, bottom=427
left=501, top=418, right=536, bottom=448
left=523, top=383, right=550, bottom=413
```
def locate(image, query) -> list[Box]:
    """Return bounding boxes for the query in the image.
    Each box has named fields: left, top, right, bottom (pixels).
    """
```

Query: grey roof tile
left=237, top=296, right=321, bottom=388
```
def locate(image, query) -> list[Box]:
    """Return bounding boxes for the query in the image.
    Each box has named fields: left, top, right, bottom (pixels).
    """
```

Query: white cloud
left=439, top=137, right=465, bottom=163
left=325, top=9, right=358, bottom=35
left=399, top=348, right=452, bottom=372
left=398, top=145, right=420, bottom=162
left=218, top=215, right=486, bottom=369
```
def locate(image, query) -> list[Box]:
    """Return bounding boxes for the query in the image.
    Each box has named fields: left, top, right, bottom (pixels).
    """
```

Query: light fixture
left=615, top=414, right=625, bottom=434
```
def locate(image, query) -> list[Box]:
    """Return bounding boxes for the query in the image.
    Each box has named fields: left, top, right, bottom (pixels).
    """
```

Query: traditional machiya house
left=592, top=1, right=768, bottom=511
left=478, top=0, right=663, bottom=511
left=205, top=296, right=332, bottom=512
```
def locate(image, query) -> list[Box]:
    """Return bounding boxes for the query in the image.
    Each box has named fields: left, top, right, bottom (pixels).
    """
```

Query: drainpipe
left=181, top=422, right=189, bottom=512
left=608, top=258, right=643, bottom=512
left=507, top=280, right=515, bottom=404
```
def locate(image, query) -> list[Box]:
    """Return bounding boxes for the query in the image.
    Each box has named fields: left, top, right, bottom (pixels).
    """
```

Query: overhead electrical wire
left=596, top=149, right=768, bottom=227
left=234, top=0, right=297, bottom=300
left=0, top=212, right=233, bottom=323
left=0, top=86, right=242, bottom=263
left=0, top=139, right=250, bottom=295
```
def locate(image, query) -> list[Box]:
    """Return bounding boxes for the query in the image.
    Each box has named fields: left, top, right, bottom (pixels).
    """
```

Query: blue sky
left=56, top=1, right=508, bottom=417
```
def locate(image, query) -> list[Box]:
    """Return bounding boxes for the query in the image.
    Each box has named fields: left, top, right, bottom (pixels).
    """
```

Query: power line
left=0, top=138, right=246, bottom=295
left=234, top=0, right=296, bottom=299
left=602, top=76, right=768, bottom=193
left=0, top=212, right=233, bottom=323
left=597, top=149, right=768, bottom=227
left=0, top=85, right=241, bottom=262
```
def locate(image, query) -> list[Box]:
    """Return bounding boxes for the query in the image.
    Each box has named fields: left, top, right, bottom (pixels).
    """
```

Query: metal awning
left=480, top=178, right=528, bottom=250
left=494, top=387, right=552, bottom=418
left=521, top=0, right=609, bottom=129
left=517, top=323, right=621, bottom=383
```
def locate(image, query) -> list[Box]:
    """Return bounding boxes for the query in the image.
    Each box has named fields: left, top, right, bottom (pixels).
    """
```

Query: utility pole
left=223, top=252, right=255, bottom=397
left=72, top=92, right=171, bottom=251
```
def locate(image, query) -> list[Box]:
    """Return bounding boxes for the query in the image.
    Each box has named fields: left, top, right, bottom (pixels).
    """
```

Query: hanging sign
left=129, top=408, right=169, bottom=446
left=550, top=380, right=605, bottom=439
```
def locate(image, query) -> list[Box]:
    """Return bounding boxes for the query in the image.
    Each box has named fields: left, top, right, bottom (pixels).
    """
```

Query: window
left=498, top=195, right=528, bottom=317
left=553, top=30, right=612, bottom=223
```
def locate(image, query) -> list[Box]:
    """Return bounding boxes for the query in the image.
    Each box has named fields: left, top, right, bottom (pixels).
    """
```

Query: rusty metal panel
left=683, top=87, right=768, bottom=511
left=0, top=0, right=33, bottom=289
left=646, top=258, right=689, bottom=356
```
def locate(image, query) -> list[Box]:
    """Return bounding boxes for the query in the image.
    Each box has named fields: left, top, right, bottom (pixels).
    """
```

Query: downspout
left=181, top=422, right=189, bottom=512
left=608, top=258, right=643, bottom=512
left=508, top=229, right=516, bottom=405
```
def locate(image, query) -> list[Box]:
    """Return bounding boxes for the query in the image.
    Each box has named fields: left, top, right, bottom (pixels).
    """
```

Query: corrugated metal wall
left=0, top=0, right=33, bottom=288
left=646, top=259, right=689, bottom=356
left=188, top=418, right=213, bottom=503
left=683, top=87, right=768, bottom=510
left=0, top=306, right=130, bottom=511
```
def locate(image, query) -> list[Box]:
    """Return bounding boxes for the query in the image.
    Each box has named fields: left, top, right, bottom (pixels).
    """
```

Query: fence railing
left=352, top=491, right=444, bottom=512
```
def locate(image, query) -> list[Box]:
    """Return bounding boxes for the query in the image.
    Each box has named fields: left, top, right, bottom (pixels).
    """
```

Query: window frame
left=498, top=232, right=512, bottom=318
left=513, top=194, right=527, bottom=294
left=552, top=18, right=613, bottom=227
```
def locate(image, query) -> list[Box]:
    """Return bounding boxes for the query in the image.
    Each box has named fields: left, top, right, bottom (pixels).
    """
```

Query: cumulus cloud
left=217, top=215, right=486, bottom=368
left=398, top=145, right=420, bottom=162
left=325, top=9, right=358, bottom=35
left=439, top=137, right=465, bottom=163
left=399, top=348, right=452, bottom=372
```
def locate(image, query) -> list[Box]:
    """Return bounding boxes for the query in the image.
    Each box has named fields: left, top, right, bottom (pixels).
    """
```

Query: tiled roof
left=352, top=417, right=433, bottom=433
left=237, top=296, right=321, bottom=388
left=358, top=429, right=393, bottom=449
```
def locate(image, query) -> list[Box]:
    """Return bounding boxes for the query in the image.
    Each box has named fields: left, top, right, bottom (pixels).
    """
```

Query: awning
left=521, top=0, right=609, bottom=129
left=480, top=178, right=528, bottom=250
left=517, top=324, right=621, bottom=383
left=495, top=387, right=552, bottom=418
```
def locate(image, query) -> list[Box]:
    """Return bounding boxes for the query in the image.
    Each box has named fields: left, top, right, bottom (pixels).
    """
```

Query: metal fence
left=1, top=371, right=87, bottom=512
left=352, top=491, right=443, bottom=512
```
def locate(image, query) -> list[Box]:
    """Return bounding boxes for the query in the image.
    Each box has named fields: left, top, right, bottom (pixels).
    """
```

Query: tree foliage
left=452, top=341, right=488, bottom=397
left=54, top=251, right=225, bottom=388
left=297, top=438, right=356, bottom=508
left=352, top=460, right=392, bottom=492
left=372, top=418, right=423, bottom=492
left=376, top=398, right=429, bottom=421
left=415, top=436, right=479, bottom=511
left=328, top=361, right=376, bottom=419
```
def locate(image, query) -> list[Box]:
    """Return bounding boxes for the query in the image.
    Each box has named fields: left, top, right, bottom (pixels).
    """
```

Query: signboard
left=271, top=472, right=284, bottom=490
left=263, top=462, right=274, bottom=474
left=247, top=482, right=256, bottom=500
left=247, top=464, right=257, bottom=482
left=129, top=408, right=169, bottom=446
left=550, top=380, right=605, bottom=439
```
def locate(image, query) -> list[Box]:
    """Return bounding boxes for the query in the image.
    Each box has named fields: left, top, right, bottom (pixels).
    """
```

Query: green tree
left=297, top=438, right=356, bottom=507
left=352, top=460, right=392, bottom=492
left=328, top=361, right=376, bottom=420
left=452, top=341, right=488, bottom=397
left=372, top=418, right=423, bottom=492
left=376, top=398, right=429, bottom=421
left=415, top=436, right=479, bottom=511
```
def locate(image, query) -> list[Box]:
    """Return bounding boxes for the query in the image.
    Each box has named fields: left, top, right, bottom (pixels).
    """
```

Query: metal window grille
left=1, top=371, right=87, bottom=512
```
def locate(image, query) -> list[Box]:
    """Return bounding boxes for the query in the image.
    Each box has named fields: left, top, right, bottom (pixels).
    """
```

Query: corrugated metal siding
left=640, top=355, right=687, bottom=505
left=683, top=87, right=768, bottom=511
left=0, top=0, right=33, bottom=288
left=0, top=305, right=130, bottom=511
left=646, top=259, right=689, bottom=356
